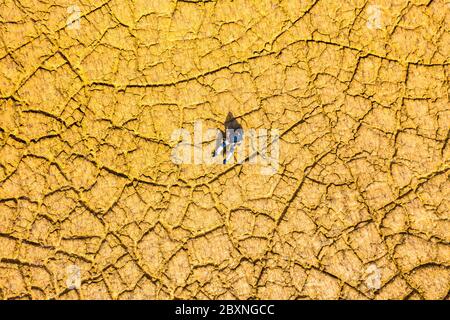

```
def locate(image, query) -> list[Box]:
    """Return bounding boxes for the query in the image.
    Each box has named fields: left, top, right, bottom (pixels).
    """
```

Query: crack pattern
left=0, top=0, right=449, bottom=300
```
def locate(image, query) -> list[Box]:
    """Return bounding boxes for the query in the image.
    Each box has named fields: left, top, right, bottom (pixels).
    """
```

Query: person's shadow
left=212, top=112, right=243, bottom=163
left=224, top=112, right=242, bottom=133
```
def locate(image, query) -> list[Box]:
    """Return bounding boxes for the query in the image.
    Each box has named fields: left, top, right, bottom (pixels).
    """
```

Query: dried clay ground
left=0, top=0, right=449, bottom=299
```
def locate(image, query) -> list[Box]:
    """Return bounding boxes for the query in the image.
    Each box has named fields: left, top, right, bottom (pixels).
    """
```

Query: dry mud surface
left=0, top=0, right=449, bottom=300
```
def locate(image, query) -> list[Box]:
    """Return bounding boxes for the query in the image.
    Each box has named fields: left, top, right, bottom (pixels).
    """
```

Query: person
left=212, top=128, right=243, bottom=164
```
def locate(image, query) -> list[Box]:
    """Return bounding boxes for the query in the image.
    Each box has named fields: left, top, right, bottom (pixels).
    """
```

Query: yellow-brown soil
left=0, top=0, right=449, bottom=299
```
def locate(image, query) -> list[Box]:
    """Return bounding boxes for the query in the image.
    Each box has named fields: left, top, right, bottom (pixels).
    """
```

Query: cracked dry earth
left=0, top=0, right=449, bottom=300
